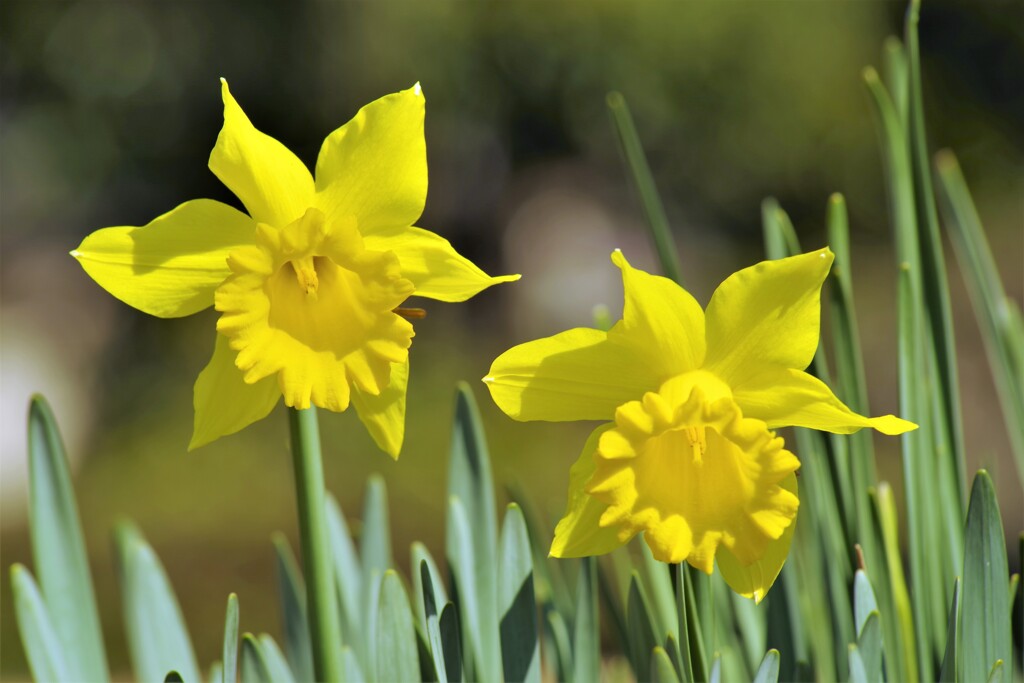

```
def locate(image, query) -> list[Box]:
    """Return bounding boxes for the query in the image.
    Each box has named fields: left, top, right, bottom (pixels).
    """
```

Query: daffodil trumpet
left=484, top=248, right=915, bottom=602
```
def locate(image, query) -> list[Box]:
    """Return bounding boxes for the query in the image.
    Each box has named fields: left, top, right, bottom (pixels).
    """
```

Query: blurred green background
left=2, top=1, right=1021, bottom=678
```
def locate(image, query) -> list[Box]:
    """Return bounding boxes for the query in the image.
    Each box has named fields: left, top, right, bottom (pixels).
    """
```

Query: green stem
left=288, top=406, right=343, bottom=682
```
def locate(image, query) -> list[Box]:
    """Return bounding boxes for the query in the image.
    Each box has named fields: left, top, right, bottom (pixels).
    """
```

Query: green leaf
left=418, top=561, right=449, bottom=682
left=939, top=577, right=960, bottom=682
left=873, top=482, right=919, bottom=683
left=853, top=570, right=878, bottom=636
left=986, top=660, right=1005, bottom=683
left=605, top=91, right=682, bottom=284
left=438, top=602, right=463, bottom=683
left=164, top=672, right=183, bottom=682
left=638, top=542, right=678, bottom=645
left=935, top=150, right=1024, bottom=484
left=572, top=558, right=600, bottom=683
left=340, top=646, right=365, bottom=683
left=272, top=535, right=313, bottom=682
left=752, top=649, right=780, bottom=683
left=208, top=661, right=223, bottom=683
left=258, top=634, right=296, bottom=683
left=10, top=564, right=68, bottom=682
left=325, top=494, right=363, bottom=662
left=651, top=646, right=681, bottom=683
left=857, top=612, right=883, bottom=683
left=961, top=471, right=1012, bottom=683
left=626, top=572, right=659, bottom=683
left=114, top=521, right=199, bottom=683
left=360, top=474, right=393, bottom=583
left=375, top=570, right=419, bottom=683
left=545, top=603, right=573, bottom=682
left=222, top=593, right=239, bottom=683
left=411, top=542, right=448, bottom=637
left=446, top=384, right=501, bottom=682
left=26, top=395, right=109, bottom=682
left=708, top=654, right=722, bottom=683
left=848, top=644, right=868, bottom=683
left=240, top=633, right=270, bottom=683
left=498, top=504, right=540, bottom=683
left=675, top=564, right=707, bottom=683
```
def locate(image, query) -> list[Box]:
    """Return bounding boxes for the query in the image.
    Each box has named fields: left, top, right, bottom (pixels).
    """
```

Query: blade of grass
left=498, top=503, right=540, bottom=683
left=27, top=396, right=109, bottom=682
left=114, top=522, right=199, bottom=683
left=606, top=91, right=683, bottom=283
left=10, top=565, right=68, bottom=682
left=961, top=471, right=1012, bottom=683
left=222, top=593, right=239, bottom=683
left=446, top=383, right=501, bottom=682
left=376, top=570, right=420, bottom=683
left=272, top=534, right=313, bottom=683
left=934, top=150, right=1024, bottom=484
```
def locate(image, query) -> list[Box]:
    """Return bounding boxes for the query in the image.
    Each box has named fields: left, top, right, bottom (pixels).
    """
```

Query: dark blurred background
left=2, top=1, right=1021, bottom=678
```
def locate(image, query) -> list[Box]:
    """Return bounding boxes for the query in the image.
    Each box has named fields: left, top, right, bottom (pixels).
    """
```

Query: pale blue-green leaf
left=651, top=646, right=681, bottom=683
left=752, top=649, right=780, bottom=683
left=258, top=634, right=296, bottom=683
left=360, top=475, right=392, bottom=584
left=675, top=564, right=707, bottom=683
left=638, top=541, right=678, bottom=643
left=114, top=522, right=199, bottom=683
left=412, top=542, right=448, bottom=636
left=418, top=561, right=448, bottom=682
left=708, top=654, right=722, bottom=683
left=27, top=396, right=108, bottom=682
left=222, top=593, right=239, bottom=683
left=987, top=660, right=1004, bottom=683
left=240, top=634, right=270, bottom=683
left=340, top=646, right=365, bottom=683
left=848, top=644, right=868, bottom=683
left=376, top=570, right=419, bottom=683
left=853, top=570, right=879, bottom=637
left=208, top=661, right=222, bottom=683
left=446, top=495, right=484, bottom=680
left=498, top=503, right=540, bottom=683
left=572, top=558, right=600, bottom=683
left=10, top=564, right=68, bottom=682
left=939, top=578, right=960, bottom=682
left=626, top=572, right=659, bottom=683
left=857, top=612, right=882, bottom=683
left=325, top=494, right=363, bottom=662
left=446, top=383, right=501, bottom=682
left=545, top=605, right=573, bottom=682
left=271, top=535, right=313, bottom=683
left=961, top=470, right=1011, bottom=683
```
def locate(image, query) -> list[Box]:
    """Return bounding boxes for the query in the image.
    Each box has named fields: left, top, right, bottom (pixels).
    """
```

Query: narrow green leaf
left=26, top=395, right=109, bottom=682
left=498, top=504, right=540, bottom=683
left=10, top=564, right=68, bottom=682
left=606, top=91, right=683, bottom=284
left=939, top=577, right=961, bottom=682
left=438, top=602, right=463, bottom=683
left=873, top=482, right=918, bottom=683
left=258, top=634, right=296, bottom=683
left=638, top=542, right=678, bottom=645
left=114, top=521, right=199, bottom=683
left=729, top=586, right=767, bottom=673
left=209, top=661, right=223, bottom=683
left=325, top=494, right=363, bottom=663
left=446, top=384, right=501, bottom=682
left=961, top=471, right=1012, bottom=683
left=164, top=672, right=183, bottom=682
left=412, top=542, right=448, bottom=636
left=857, top=612, right=883, bottom=683
left=986, top=660, right=1004, bottom=683
left=271, top=535, right=313, bottom=682
left=340, top=646, right=365, bottom=683
left=626, top=572, right=659, bottom=683
left=676, top=564, right=708, bottom=683
left=708, top=654, right=722, bottom=683
left=418, top=561, right=448, bottom=683
left=848, top=644, right=868, bottom=683
left=545, top=606, right=573, bottom=682
left=240, top=634, right=270, bottom=683
left=935, top=150, right=1024, bottom=484
left=880, top=37, right=908, bottom=126
left=853, top=570, right=878, bottom=636
left=222, top=593, right=239, bottom=683
left=766, top=566, right=805, bottom=683
left=572, top=558, right=600, bottom=683
left=652, top=646, right=682, bottom=683
left=504, top=483, right=574, bottom=620
left=360, top=475, right=392, bottom=582
left=752, top=649, right=780, bottom=683
left=376, top=571, right=419, bottom=683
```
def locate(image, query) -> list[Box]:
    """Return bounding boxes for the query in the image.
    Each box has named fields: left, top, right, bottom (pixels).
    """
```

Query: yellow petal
left=363, top=226, right=519, bottom=302
left=209, top=79, right=314, bottom=228
left=191, top=332, right=280, bottom=450
left=587, top=373, right=800, bottom=570
left=704, top=248, right=834, bottom=383
left=352, top=359, right=409, bottom=460
left=550, top=424, right=630, bottom=558
left=611, top=250, right=705, bottom=375
left=484, top=327, right=660, bottom=422
left=717, top=473, right=798, bottom=603
left=72, top=199, right=256, bottom=318
left=733, top=367, right=917, bottom=435
left=215, top=208, right=415, bottom=412
left=314, top=84, right=427, bottom=234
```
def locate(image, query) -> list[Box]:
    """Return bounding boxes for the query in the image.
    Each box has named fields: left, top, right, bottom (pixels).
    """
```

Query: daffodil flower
left=484, top=248, right=913, bottom=601
left=73, top=80, right=518, bottom=457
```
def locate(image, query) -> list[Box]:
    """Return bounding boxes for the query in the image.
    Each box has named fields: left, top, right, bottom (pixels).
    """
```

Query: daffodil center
left=290, top=255, right=321, bottom=299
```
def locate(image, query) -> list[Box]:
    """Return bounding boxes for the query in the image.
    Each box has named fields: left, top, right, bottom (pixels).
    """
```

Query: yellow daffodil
left=72, top=80, right=518, bottom=457
left=484, top=248, right=914, bottom=601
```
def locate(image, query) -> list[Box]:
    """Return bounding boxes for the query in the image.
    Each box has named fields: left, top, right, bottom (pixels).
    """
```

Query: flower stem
left=288, top=406, right=342, bottom=682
